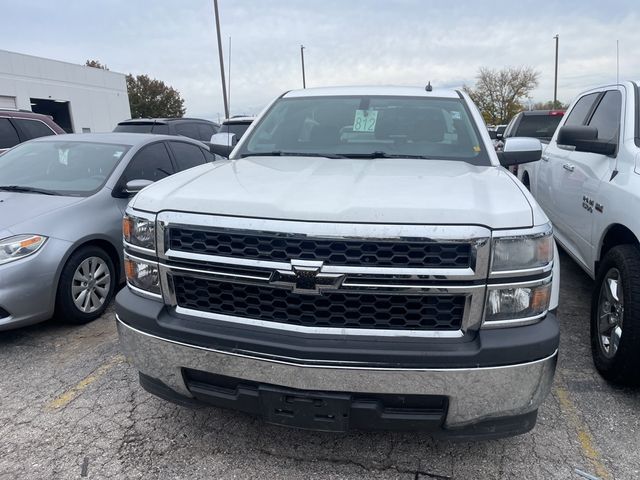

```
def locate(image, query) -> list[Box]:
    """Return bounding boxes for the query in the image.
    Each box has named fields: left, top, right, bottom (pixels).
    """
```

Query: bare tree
left=464, top=67, right=539, bottom=124
left=85, top=59, right=109, bottom=70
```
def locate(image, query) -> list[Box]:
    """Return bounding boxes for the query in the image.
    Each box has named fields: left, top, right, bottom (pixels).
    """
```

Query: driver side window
left=121, top=142, right=175, bottom=185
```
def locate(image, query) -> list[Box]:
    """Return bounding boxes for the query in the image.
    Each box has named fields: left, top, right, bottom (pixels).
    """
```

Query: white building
left=0, top=49, right=131, bottom=133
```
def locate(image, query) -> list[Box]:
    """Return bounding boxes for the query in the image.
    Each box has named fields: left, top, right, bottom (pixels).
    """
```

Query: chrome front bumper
left=117, top=318, right=557, bottom=428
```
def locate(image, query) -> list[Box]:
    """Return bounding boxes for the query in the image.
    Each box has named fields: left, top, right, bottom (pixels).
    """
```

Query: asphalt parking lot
left=1, top=250, right=639, bottom=480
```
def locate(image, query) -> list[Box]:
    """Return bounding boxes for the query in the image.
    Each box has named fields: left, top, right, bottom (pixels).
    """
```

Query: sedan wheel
left=72, top=256, right=111, bottom=314
left=56, top=246, right=116, bottom=324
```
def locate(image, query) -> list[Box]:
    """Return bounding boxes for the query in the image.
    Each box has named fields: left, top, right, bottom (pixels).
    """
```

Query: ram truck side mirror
left=556, top=125, right=616, bottom=156
left=497, top=137, right=542, bottom=167
left=125, top=179, right=154, bottom=195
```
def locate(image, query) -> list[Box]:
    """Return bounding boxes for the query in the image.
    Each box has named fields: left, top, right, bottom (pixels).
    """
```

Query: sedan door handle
left=563, top=163, right=575, bottom=172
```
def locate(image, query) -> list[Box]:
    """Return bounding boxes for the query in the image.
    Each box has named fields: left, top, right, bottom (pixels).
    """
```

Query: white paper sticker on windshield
left=353, top=109, right=378, bottom=132
left=451, top=111, right=461, bottom=120
left=114, top=151, right=123, bottom=158
left=58, top=149, right=69, bottom=165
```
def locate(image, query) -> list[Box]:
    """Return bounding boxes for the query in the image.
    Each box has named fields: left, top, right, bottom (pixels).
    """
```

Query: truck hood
left=131, top=157, right=534, bottom=229
left=0, top=191, right=85, bottom=234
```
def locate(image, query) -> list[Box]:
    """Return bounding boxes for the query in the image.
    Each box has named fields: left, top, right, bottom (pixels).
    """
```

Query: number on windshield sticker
left=353, top=110, right=378, bottom=132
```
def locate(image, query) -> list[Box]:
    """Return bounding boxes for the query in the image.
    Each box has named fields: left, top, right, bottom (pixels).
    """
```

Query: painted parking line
left=554, top=378, right=611, bottom=480
left=47, top=354, right=125, bottom=410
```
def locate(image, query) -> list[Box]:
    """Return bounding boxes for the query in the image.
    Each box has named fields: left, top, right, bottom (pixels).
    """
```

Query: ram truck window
left=116, top=86, right=560, bottom=438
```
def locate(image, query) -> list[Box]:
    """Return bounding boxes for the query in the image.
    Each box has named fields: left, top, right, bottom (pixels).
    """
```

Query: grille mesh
left=168, top=228, right=471, bottom=268
left=173, top=276, right=465, bottom=331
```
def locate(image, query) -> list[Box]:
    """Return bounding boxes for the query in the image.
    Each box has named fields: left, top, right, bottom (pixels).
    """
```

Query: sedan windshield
left=0, top=141, right=129, bottom=196
left=236, top=95, right=490, bottom=165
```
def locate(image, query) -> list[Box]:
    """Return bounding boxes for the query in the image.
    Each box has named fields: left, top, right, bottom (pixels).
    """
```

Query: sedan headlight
left=0, top=235, right=47, bottom=265
left=123, top=213, right=156, bottom=251
left=491, top=225, right=553, bottom=273
left=124, top=254, right=161, bottom=298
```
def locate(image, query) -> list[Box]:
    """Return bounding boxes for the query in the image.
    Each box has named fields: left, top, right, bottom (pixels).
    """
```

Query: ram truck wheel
left=591, top=244, right=640, bottom=385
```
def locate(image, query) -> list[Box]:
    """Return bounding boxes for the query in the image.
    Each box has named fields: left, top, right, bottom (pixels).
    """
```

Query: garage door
left=0, top=96, right=17, bottom=109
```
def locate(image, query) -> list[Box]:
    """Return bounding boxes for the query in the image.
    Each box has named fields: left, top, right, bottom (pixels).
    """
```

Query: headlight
left=123, top=213, right=156, bottom=251
left=124, top=254, right=161, bottom=298
left=484, top=280, right=551, bottom=326
left=0, top=235, right=47, bottom=265
left=491, top=225, right=553, bottom=273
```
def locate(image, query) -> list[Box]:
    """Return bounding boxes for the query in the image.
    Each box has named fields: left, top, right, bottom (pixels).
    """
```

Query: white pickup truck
left=116, top=86, right=560, bottom=438
left=522, top=81, right=640, bottom=385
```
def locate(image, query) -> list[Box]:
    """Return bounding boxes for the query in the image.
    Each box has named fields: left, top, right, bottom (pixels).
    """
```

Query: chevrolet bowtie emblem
left=271, top=259, right=344, bottom=294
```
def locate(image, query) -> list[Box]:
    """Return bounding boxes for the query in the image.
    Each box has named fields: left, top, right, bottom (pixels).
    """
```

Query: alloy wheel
left=597, top=268, right=624, bottom=358
left=71, top=256, right=111, bottom=314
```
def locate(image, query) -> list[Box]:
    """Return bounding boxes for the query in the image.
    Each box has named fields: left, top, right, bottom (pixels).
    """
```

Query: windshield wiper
left=337, top=151, right=434, bottom=159
left=240, top=151, right=347, bottom=159
left=0, top=185, right=58, bottom=195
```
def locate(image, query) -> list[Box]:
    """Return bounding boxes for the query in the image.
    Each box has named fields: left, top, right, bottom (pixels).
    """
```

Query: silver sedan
left=0, top=132, right=214, bottom=330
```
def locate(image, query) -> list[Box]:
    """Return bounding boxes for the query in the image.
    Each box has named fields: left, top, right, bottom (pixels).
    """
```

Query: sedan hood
left=131, top=157, right=534, bottom=229
left=0, top=191, right=85, bottom=234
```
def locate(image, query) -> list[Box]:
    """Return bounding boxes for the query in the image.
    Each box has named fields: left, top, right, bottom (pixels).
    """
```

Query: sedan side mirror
left=497, top=137, right=542, bottom=167
left=125, top=179, right=153, bottom=195
left=488, top=130, right=498, bottom=140
left=557, top=125, right=616, bottom=156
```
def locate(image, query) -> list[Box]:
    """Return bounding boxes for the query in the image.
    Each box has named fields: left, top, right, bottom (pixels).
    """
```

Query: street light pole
left=213, top=0, right=229, bottom=119
left=553, top=34, right=559, bottom=108
left=300, top=45, right=306, bottom=89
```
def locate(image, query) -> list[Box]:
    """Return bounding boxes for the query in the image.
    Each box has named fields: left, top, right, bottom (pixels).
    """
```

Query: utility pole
left=300, top=45, right=306, bottom=89
left=213, top=0, right=229, bottom=119
left=553, top=34, right=559, bottom=108
left=228, top=36, right=231, bottom=116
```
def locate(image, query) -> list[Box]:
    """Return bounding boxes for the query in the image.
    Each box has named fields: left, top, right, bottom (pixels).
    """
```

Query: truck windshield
left=236, top=96, right=490, bottom=165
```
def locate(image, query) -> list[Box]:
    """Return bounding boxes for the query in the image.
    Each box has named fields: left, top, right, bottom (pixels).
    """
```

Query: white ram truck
left=116, top=86, right=560, bottom=438
left=522, top=81, right=640, bottom=385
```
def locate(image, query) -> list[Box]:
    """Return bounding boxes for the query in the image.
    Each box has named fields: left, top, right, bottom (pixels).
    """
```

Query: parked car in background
left=504, top=110, right=565, bottom=177
left=117, top=85, right=559, bottom=438
left=0, top=109, right=65, bottom=154
left=209, top=116, right=255, bottom=157
left=114, top=118, right=219, bottom=146
left=0, top=133, right=214, bottom=331
left=503, top=110, right=565, bottom=144
left=523, top=81, right=640, bottom=384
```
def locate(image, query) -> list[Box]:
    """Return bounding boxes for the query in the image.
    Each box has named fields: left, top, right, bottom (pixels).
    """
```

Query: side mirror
left=125, top=179, right=153, bottom=195
left=209, top=144, right=233, bottom=159
left=497, top=137, right=542, bottom=167
left=488, top=130, right=498, bottom=140
left=210, top=132, right=237, bottom=147
left=557, top=126, right=616, bottom=156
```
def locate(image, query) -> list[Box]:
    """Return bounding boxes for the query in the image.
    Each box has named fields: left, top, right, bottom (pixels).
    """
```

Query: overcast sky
left=2, top=0, right=638, bottom=121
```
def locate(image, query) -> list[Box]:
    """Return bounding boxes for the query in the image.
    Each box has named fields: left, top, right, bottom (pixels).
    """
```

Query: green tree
left=464, top=67, right=539, bottom=124
left=126, top=74, right=186, bottom=118
left=532, top=100, right=569, bottom=110
left=85, top=59, right=108, bottom=70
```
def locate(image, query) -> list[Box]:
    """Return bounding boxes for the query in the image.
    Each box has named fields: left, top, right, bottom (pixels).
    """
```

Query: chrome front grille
left=173, top=275, right=466, bottom=331
left=157, top=212, right=491, bottom=337
left=168, top=227, right=472, bottom=268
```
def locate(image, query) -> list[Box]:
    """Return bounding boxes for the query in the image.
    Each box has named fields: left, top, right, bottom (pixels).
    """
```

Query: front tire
left=591, top=245, right=640, bottom=385
left=55, top=246, right=116, bottom=324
